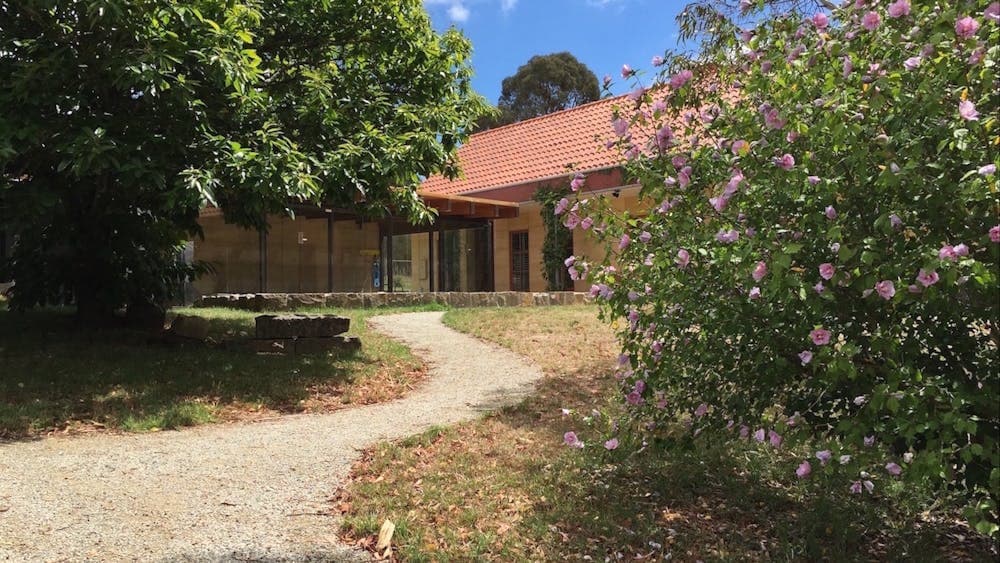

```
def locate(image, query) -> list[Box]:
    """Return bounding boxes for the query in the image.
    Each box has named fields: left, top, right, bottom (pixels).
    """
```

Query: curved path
left=0, top=312, right=542, bottom=562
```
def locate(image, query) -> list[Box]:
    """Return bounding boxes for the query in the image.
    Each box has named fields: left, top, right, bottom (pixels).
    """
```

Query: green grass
left=0, top=304, right=440, bottom=439
left=339, top=306, right=997, bottom=561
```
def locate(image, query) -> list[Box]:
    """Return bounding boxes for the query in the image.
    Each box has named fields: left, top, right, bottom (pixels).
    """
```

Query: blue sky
left=423, top=0, right=693, bottom=105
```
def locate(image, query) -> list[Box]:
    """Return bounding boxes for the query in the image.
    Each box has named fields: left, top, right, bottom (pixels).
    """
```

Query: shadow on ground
left=0, top=307, right=410, bottom=440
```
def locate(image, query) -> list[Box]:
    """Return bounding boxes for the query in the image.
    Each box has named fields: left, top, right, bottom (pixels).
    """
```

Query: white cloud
left=423, top=0, right=518, bottom=23
left=448, top=2, right=471, bottom=22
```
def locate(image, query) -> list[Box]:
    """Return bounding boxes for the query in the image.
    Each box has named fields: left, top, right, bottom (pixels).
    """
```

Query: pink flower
left=991, top=225, right=1000, bottom=243
left=580, top=217, right=593, bottom=230
left=675, top=249, right=690, bottom=268
left=749, top=286, right=762, bottom=300
left=850, top=480, right=863, bottom=494
left=768, top=430, right=783, bottom=448
left=939, top=245, right=959, bottom=261
left=716, top=229, right=740, bottom=243
left=819, top=263, right=836, bottom=280
left=843, top=56, right=853, bottom=78
left=752, top=261, right=768, bottom=281
left=710, top=196, right=728, bottom=213
left=864, top=435, right=876, bottom=447
left=816, top=450, right=832, bottom=465
left=638, top=231, right=652, bottom=244
left=814, top=281, right=825, bottom=294
left=678, top=166, right=692, bottom=189
left=812, top=12, right=829, bottom=29
left=695, top=403, right=708, bottom=417
left=775, top=153, right=795, bottom=170
left=563, top=431, right=584, bottom=448
left=840, top=455, right=851, bottom=465
left=764, top=108, right=786, bottom=130
left=903, top=56, right=921, bottom=70
left=955, top=243, right=969, bottom=256
left=796, top=461, right=812, bottom=479
left=808, top=175, right=821, bottom=185
left=604, top=438, right=619, bottom=450
left=564, top=256, right=576, bottom=268
left=626, top=391, right=643, bottom=405
left=670, top=69, right=693, bottom=89
left=987, top=3, right=1000, bottom=22
left=651, top=55, right=664, bottom=67
left=979, top=164, right=997, bottom=176
left=621, top=64, right=634, bottom=78
left=959, top=100, right=979, bottom=121
left=612, top=117, right=630, bottom=137
left=916, top=269, right=939, bottom=287
left=602, top=74, right=612, bottom=88
left=955, top=16, right=980, bottom=38
left=732, top=139, right=749, bottom=156
left=890, top=214, right=903, bottom=229
left=875, top=280, right=895, bottom=300
left=799, top=350, right=813, bottom=365
left=655, top=125, right=674, bottom=149
left=825, top=205, right=837, bottom=220
left=618, top=234, right=630, bottom=251
left=886, top=462, right=902, bottom=476
left=570, top=172, right=586, bottom=191
left=753, top=428, right=766, bottom=442
left=554, top=198, right=569, bottom=215
left=887, top=0, right=910, bottom=18
left=862, top=11, right=881, bottom=31
left=810, top=328, right=831, bottom=346
left=739, top=425, right=750, bottom=439
left=864, top=480, right=875, bottom=493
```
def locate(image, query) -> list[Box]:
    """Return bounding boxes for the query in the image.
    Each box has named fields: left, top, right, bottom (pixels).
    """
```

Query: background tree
left=489, top=52, right=599, bottom=128
left=0, top=0, right=488, bottom=322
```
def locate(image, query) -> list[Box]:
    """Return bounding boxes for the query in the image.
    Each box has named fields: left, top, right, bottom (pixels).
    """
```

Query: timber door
left=510, top=230, right=529, bottom=291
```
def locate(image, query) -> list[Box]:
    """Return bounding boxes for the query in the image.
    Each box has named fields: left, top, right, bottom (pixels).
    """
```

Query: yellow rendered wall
left=193, top=214, right=380, bottom=295
left=492, top=186, right=645, bottom=292
left=492, top=201, right=546, bottom=291
left=192, top=215, right=260, bottom=295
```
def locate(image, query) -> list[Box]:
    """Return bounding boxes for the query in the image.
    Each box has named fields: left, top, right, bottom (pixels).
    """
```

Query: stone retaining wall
left=194, top=291, right=592, bottom=312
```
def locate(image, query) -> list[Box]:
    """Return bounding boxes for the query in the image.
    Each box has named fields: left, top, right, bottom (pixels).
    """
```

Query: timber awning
left=420, top=192, right=519, bottom=219
left=199, top=192, right=518, bottom=221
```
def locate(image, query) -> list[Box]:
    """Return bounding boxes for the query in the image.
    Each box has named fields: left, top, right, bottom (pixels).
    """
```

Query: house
left=192, top=93, right=645, bottom=296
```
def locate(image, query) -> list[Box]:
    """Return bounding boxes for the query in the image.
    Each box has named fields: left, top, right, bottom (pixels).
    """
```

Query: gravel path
left=0, top=311, right=542, bottom=562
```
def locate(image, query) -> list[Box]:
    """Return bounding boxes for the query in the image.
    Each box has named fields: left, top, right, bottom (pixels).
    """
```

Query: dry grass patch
left=0, top=305, right=430, bottom=439
left=338, top=305, right=996, bottom=562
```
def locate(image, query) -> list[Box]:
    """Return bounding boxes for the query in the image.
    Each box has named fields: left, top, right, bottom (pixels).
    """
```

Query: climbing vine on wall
left=533, top=184, right=574, bottom=291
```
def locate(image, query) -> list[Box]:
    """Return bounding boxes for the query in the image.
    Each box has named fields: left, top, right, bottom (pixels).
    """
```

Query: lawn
left=0, top=304, right=437, bottom=439
left=338, top=305, right=996, bottom=562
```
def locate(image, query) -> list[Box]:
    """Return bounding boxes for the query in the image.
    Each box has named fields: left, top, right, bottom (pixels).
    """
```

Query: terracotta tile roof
left=420, top=94, right=634, bottom=196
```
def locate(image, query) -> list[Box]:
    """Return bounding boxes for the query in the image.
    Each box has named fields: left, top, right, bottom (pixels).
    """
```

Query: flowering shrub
left=564, top=1, right=999, bottom=533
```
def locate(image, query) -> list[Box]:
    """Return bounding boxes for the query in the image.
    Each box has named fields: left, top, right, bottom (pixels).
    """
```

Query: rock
left=169, top=314, right=211, bottom=340
left=255, top=314, right=350, bottom=339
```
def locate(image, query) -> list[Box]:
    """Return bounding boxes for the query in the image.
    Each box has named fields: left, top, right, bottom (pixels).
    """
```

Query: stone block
left=255, top=314, right=350, bottom=339
left=169, top=314, right=210, bottom=340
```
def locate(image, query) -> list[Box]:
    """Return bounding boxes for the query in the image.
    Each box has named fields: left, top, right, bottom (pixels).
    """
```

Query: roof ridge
left=469, top=92, right=631, bottom=139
